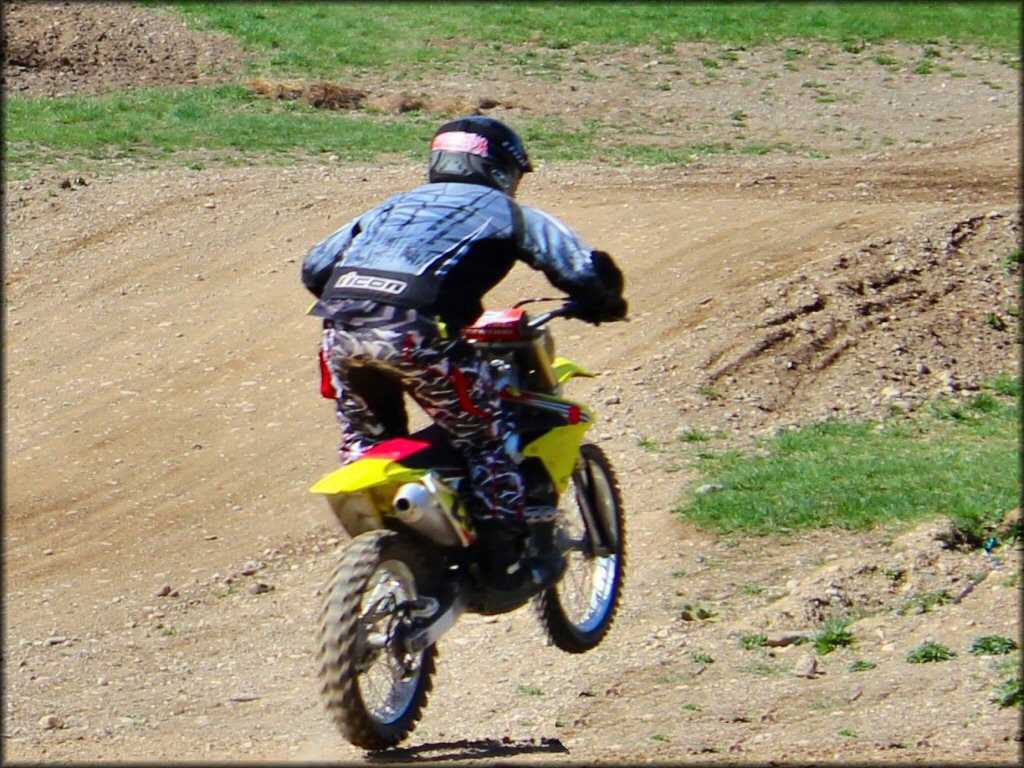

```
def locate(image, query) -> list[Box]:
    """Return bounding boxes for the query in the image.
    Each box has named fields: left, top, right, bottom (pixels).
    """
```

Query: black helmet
left=428, top=116, right=533, bottom=195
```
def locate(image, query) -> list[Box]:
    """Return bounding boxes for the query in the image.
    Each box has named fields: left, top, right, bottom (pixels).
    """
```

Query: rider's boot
left=475, top=517, right=565, bottom=602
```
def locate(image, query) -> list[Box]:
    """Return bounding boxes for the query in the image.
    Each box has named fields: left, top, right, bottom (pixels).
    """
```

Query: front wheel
left=317, top=530, right=439, bottom=750
left=534, top=443, right=625, bottom=653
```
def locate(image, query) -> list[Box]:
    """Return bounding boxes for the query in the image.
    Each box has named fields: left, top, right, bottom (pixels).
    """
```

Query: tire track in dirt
left=698, top=208, right=1020, bottom=424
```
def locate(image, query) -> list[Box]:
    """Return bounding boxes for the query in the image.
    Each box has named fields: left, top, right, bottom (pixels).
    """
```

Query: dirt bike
left=309, top=298, right=626, bottom=751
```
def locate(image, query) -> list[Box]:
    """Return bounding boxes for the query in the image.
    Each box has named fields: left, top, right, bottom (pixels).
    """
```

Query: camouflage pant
left=323, top=310, right=524, bottom=523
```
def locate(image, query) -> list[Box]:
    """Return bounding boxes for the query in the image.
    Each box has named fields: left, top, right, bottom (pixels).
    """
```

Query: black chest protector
left=318, top=183, right=525, bottom=328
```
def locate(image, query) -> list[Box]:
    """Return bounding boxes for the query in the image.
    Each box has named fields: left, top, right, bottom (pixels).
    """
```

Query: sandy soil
left=3, top=4, right=1021, bottom=764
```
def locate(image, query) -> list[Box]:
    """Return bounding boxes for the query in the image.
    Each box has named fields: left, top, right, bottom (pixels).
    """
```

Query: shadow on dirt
left=364, top=736, right=569, bottom=763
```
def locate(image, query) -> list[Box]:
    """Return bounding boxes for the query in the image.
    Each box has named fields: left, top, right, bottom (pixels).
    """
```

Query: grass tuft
left=969, top=635, right=1019, bottom=656
left=813, top=617, right=855, bottom=655
left=994, top=677, right=1022, bottom=708
left=738, top=632, right=768, bottom=650
left=907, top=640, right=956, bottom=663
left=897, top=590, right=954, bottom=616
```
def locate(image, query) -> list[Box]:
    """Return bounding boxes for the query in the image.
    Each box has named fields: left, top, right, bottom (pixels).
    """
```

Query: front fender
left=552, top=356, right=594, bottom=384
left=522, top=422, right=592, bottom=494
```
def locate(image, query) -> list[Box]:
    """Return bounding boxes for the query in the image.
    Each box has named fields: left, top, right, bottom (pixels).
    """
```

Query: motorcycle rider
left=301, top=115, right=627, bottom=602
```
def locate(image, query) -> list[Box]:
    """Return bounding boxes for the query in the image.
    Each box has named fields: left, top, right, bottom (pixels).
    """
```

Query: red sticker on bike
left=362, top=438, right=432, bottom=461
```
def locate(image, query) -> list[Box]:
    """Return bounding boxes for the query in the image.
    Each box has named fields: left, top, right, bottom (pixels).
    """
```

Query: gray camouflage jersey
left=302, top=181, right=618, bottom=333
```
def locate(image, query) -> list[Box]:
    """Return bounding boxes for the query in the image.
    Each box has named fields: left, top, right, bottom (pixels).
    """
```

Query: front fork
left=575, top=453, right=615, bottom=557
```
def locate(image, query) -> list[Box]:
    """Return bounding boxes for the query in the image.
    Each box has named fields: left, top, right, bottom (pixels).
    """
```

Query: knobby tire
left=534, top=442, right=625, bottom=653
left=317, top=530, right=438, bottom=750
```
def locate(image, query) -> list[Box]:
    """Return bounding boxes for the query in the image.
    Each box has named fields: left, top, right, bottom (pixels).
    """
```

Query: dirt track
left=3, top=4, right=1021, bottom=764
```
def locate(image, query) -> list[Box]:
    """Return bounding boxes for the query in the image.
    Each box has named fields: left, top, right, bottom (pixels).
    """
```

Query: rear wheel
left=534, top=443, right=625, bottom=653
left=317, top=530, right=439, bottom=750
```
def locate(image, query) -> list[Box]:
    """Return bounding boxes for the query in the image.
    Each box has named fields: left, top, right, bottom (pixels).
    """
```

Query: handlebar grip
left=527, top=302, right=579, bottom=329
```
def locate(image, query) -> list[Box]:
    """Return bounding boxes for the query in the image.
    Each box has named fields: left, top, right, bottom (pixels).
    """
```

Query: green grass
left=169, top=2, right=1021, bottom=76
left=637, top=435, right=661, bottom=452
left=907, top=640, right=956, bottom=663
left=5, top=87, right=605, bottom=177
left=813, top=617, right=855, bottom=655
left=969, top=635, right=1019, bottom=656
left=738, top=632, right=768, bottom=650
left=984, top=373, right=1021, bottom=398
left=848, top=659, right=877, bottom=672
left=5, top=85, right=437, bottom=167
left=995, top=676, right=1022, bottom=707
left=897, top=590, right=954, bottom=616
left=676, top=380, right=1020, bottom=539
left=7, top=2, right=1020, bottom=178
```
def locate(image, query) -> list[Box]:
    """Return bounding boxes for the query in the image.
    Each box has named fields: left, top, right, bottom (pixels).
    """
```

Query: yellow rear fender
left=309, top=459, right=424, bottom=495
left=309, top=437, right=434, bottom=495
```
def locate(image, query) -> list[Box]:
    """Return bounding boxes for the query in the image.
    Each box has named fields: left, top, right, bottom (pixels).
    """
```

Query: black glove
left=567, top=295, right=628, bottom=325
left=564, top=249, right=628, bottom=324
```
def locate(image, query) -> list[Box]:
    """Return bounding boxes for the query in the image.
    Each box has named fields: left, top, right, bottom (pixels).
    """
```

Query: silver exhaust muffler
left=393, top=473, right=473, bottom=548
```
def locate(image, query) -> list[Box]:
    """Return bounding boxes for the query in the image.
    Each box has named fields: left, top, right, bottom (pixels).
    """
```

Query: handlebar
left=528, top=307, right=572, bottom=330
left=516, top=297, right=578, bottom=330
left=513, top=296, right=626, bottom=330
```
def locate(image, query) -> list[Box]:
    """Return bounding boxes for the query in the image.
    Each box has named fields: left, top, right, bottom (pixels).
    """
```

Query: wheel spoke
left=355, top=560, right=421, bottom=722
